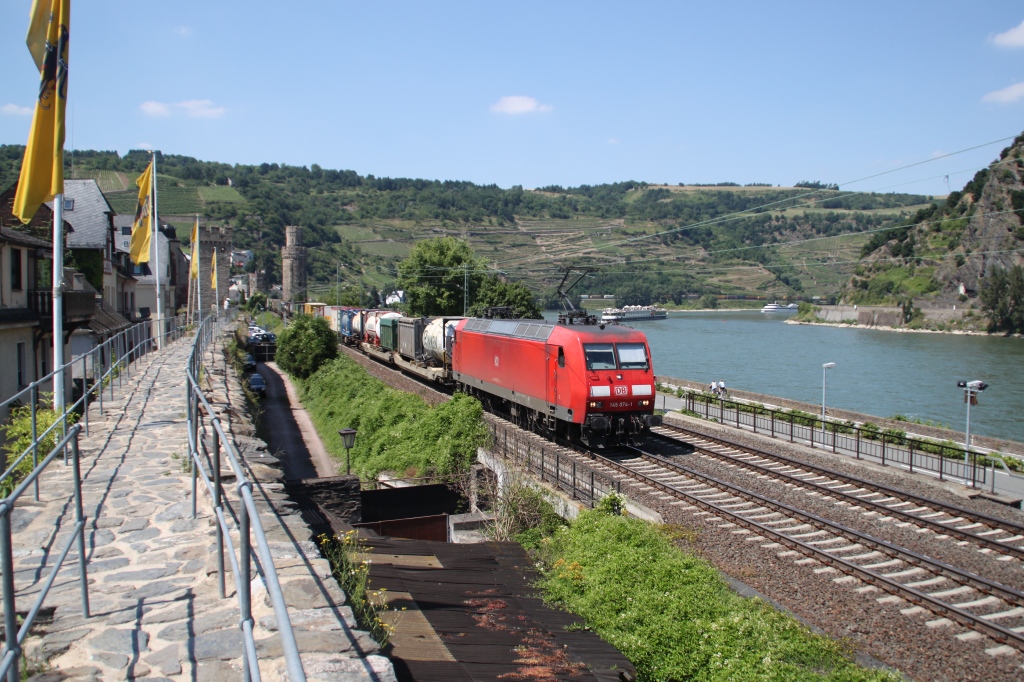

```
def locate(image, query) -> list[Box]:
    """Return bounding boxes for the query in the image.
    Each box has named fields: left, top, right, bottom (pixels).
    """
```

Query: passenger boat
left=761, top=302, right=798, bottom=313
left=601, top=305, right=668, bottom=323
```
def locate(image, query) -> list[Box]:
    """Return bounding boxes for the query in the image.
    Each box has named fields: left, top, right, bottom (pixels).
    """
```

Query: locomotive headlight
left=638, top=399, right=651, bottom=407
left=589, top=401, right=603, bottom=408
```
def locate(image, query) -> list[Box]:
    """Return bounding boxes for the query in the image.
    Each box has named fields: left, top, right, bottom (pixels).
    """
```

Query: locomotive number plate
left=614, top=385, right=628, bottom=396
left=494, top=355, right=499, bottom=367
left=609, top=401, right=632, bottom=408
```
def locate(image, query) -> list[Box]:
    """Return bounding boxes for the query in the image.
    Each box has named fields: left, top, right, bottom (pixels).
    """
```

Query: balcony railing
left=27, top=290, right=96, bottom=322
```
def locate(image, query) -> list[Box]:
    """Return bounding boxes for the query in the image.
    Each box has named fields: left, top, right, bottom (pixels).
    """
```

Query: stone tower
left=197, top=224, right=233, bottom=312
left=282, top=225, right=307, bottom=303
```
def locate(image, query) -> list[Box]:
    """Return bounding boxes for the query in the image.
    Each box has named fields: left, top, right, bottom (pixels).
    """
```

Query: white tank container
left=366, top=311, right=401, bottom=341
left=423, top=317, right=463, bottom=363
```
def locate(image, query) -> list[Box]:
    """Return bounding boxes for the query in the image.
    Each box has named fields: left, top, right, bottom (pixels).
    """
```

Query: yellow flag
left=211, top=248, right=218, bottom=289
left=189, top=218, right=199, bottom=279
left=13, top=0, right=71, bottom=223
left=129, top=161, right=153, bottom=264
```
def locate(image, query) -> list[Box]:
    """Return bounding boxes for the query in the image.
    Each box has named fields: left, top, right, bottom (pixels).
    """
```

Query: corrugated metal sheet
left=367, top=538, right=635, bottom=682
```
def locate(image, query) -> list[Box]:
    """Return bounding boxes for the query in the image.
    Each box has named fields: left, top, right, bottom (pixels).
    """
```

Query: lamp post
left=821, top=362, right=836, bottom=440
left=338, top=428, right=357, bottom=476
left=956, top=380, right=988, bottom=488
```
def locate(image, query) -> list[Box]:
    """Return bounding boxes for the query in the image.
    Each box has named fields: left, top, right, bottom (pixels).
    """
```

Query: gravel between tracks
left=337, top=352, right=1024, bottom=680
left=663, top=411, right=1024, bottom=529
left=644, top=435, right=1024, bottom=594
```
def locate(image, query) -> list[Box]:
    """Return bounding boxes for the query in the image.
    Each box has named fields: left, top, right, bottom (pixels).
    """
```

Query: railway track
left=569, top=444, right=1024, bottom=656
left=341, top=342, right=1024, bottom=660
left=650, top=423, right=1024, bottom=562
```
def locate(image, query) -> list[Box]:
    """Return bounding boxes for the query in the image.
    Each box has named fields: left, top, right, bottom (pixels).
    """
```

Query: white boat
left=601, top=305, right=668, bottom=323
left=761, top=302, right=797, bottom=313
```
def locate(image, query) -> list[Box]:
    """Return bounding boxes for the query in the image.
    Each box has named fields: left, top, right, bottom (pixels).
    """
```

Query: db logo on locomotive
left=614, top=385, right=628, bottom=396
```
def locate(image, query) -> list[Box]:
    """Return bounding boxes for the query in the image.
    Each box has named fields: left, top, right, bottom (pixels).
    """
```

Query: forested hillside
left=0, top=144, right=935, bottom=305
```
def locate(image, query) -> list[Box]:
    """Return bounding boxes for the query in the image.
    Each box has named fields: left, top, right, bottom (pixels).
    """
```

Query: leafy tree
left=397, top=237, right=486, bottom=316
left=981, top=265, right=1024, bottom=333
left=275, top=314, right=338, bottom=378
left=246, top=292, right=267, bottom=312
left=469, top=277, right=542, bottom=318
left=697, top=294, right=718, bottom=309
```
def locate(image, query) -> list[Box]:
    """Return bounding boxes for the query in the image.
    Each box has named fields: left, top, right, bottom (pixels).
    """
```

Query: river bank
left=785, top=318, right=1008, bottom=336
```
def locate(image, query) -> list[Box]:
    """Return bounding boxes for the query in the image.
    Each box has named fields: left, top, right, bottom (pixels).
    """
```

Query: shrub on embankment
left=527, top=509, right=896, bottom=682
left=276, top=314, right=337, bottom=379
left=299, top=355, right=487, bottom=478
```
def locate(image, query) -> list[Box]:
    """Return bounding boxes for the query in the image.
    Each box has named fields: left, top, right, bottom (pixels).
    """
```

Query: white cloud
left=982, top=82, right=1024, bottom=103
left=140, top=101, right=171, bottom=117
left=607, top=138, right=620, bottom=145
left=177, top=100, right=227, bottom=118
left=140, top=99, right=227, bottom=118
left=1, top=103, right=32, bottom=116
left=489, top=95, right=552, bottom=115
left=992, top=19, right=1024, bottom=48
left=175, top=25, right=192, bottom=38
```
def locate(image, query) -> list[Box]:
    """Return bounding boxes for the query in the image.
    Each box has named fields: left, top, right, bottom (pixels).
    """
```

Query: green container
left=380, top=317, right=399, bottom=351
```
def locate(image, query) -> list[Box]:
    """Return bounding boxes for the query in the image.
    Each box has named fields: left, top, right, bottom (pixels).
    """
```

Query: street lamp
left=821, top=362, right=836, bottom=440
left=338, top=428, right=358, bottom=476
left=956, top=380, right=988, bottom=488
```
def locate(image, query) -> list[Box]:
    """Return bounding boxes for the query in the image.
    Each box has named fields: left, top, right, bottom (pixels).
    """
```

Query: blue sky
left=2, top=1, right=1023, bottom=195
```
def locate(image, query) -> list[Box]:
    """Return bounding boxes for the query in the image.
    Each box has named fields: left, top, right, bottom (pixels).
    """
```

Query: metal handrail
left=185, top=312, right=306, bottom=681
left=676, top=389, right=999, bottom=487
left=0, top=425, right=89, bottom=682
left=0, top=313, right=187, bottom=501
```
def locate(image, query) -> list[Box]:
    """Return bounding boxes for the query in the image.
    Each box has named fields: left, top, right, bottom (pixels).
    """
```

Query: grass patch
left=530, top=510, right=896, bottom=682
left=358, top=240, right=411, bottom=258
left=198, top=186, right=247, bottom=203
left=318, top=530, right=399, bottom=647
left=298, top=355, right=487, bottom=478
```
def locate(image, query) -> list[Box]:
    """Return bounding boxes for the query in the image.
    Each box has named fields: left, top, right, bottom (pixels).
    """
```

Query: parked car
left=243, top=354, right=256, bottom=371
left=247, top=374, right=267, bottom=397
left=262, top=332, right=276, bottom=343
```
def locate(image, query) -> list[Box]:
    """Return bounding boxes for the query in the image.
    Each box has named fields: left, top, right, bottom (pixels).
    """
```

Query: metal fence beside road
left=676, top=389, right=1006, bottom=489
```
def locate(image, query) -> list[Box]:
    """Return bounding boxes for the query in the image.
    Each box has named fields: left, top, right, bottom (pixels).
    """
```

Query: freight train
left=334, top=308, right=661, bottom=447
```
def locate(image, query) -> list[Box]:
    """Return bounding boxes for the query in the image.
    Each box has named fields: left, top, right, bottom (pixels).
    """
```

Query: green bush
left=1, top=397, right=79, bottom=496
left=860, top=422, right=880, bottom=441
left=881, top=428, right=907, bottom=445
left=299, top=355, right=487, bottom=478
left=532, top=510, right=896, bottom=681
left=276, top=314, right=338, bottom=379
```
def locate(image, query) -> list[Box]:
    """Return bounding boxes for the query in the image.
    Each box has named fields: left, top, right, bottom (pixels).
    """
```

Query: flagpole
left=214, top=247, right=220, bottom=320
left=53, top=194, right=65, bottom=414
left=152, top=151, right=163, bottom=348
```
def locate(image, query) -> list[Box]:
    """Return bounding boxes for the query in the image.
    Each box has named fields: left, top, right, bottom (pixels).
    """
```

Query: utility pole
left=463, top=263, right=468, bottom=316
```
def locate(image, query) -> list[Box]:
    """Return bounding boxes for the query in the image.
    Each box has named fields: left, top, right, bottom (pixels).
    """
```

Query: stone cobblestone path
left=8, top=334, right=395, bottom=681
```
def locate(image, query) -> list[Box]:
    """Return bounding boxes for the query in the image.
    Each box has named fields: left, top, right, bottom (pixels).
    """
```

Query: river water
left=546, top=311, right=1024, bottom=442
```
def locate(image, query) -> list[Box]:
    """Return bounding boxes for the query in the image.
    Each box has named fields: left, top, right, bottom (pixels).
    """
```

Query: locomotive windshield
left=617, top=343, right=649, bottom=370
left=584, top=344, right=617, bottom=370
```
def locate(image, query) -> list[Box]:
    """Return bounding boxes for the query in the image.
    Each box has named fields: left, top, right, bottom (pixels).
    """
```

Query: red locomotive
left=451, top=318, right=661, bottom=447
